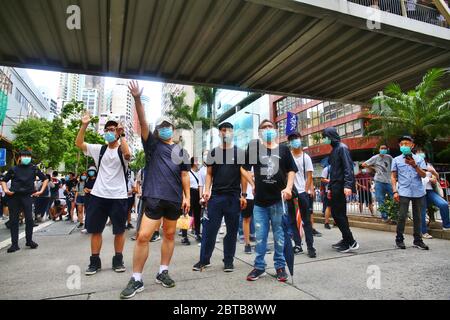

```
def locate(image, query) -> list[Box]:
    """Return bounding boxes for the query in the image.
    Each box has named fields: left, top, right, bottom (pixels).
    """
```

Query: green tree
left=194, top=86, right=218, bottom=148
left=129, top=150, right=146, bottom=172
left=367, top=68, right=450, bottom=160
left=167, top=94, right=211, bottom=130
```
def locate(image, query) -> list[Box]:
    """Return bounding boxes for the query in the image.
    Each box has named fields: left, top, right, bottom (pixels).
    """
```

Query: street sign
left=0, top=148, right=6, bottom=167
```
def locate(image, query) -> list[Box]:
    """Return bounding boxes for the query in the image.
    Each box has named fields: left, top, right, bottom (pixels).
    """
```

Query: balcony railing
left=348, top=0, right=449, bottom=28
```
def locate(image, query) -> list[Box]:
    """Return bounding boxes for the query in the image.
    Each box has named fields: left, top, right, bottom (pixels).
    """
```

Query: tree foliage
left=367, top=68, right=450, bottom=160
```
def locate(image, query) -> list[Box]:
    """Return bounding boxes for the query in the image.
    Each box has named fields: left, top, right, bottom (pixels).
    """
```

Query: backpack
left=98, top=145, right=128, bottom=192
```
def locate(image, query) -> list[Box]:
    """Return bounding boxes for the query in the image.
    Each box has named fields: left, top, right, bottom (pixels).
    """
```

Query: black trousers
left=8, top=194, right=34, bottom=246
left=34, top=197, right=51, bottom=218
left=330, top=184, right=355, bottom=246
left=287, top=193, right=314, bottom=249
left=190, top=188, right=201, bottom=236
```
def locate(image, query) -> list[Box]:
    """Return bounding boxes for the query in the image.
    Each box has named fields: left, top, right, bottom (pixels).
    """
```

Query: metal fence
left=348, top=0, right=448, bottom=28
left=313, top=174, right=450, bottom=222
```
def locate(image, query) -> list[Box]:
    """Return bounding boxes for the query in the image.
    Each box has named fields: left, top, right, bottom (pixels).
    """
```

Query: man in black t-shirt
left=242, top=120, right=297, bottom=282
left=0, top=150, right=48, bottom=253
left=192, top=122, right=247, bottom=272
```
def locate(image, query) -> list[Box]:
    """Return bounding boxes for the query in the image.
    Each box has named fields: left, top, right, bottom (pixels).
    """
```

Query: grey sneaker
left=155, top=270, right=175, bottom=288
left=120, top=277, right=144, bottom=299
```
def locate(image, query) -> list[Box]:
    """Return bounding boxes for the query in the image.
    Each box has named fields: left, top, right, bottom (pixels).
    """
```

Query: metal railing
left=348, top=0, right=449, bottom=27
left=313, top=175, right=450, bottom=222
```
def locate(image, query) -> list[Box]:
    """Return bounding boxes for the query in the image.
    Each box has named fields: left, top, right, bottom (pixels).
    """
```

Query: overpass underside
left=0, top=0, right=449, bottom=103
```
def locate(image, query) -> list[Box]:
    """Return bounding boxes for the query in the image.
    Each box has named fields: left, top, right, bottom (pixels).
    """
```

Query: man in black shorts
left=120, top=81, right=190, bottom=299
left=76, top=111, right=132, bottom=276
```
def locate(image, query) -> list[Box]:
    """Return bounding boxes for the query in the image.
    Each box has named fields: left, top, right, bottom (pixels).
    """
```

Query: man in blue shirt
left=391, top=136, right=429, bottom=250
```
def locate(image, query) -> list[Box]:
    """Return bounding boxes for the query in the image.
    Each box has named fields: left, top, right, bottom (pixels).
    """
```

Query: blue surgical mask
left=21, top=157, right=31, bottom=165
left=417, top=153, right=426, bottom=159
left=323, top=137, right=332, bottom=145
left=103, top=132, right=116, bottom=143
left=400, top=146, right=412, bottom=155
left=81, top=176, right=87, bottom=181
left=88, top=170, right=96, bottom=177
left=158, top=127, right=173, bottom=140
left=290, top=139, right=302, bottom=149
left=262, top=129, right=277, bottom=142
left=380, top=149, right=388, bottom=155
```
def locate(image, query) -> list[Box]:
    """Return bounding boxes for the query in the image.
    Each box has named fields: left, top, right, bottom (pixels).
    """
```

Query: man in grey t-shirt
left=362, top=145, right=393, bottom=221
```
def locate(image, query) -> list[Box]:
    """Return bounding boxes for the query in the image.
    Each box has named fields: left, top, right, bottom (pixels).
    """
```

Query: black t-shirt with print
left=244, top=139, right=298, bottom=207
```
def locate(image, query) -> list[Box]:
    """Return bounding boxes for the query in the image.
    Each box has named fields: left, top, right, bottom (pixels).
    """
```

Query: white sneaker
left=422, top=233, right=433, bottom=239
left=81, top=228, right=88, bottom=234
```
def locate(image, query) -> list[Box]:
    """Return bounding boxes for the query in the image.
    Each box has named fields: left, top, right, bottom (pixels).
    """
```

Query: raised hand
left=81, top=110, right=91, bottom=126
left=128, top=80, right=143, bottom=99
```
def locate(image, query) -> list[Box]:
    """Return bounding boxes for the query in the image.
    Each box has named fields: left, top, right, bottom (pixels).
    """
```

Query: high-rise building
left=57, top=72, right=85, bottom=112
left=161, top=83, right=195, bottom=115
left=82, top=88, right=99, bottom=116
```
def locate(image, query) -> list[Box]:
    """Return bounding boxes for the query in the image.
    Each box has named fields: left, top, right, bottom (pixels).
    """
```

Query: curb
left=0, top=220, right=55, bottom=250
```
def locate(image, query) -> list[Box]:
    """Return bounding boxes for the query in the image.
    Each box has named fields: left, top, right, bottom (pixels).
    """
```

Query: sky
left=25, top=68, right=162, bottom=124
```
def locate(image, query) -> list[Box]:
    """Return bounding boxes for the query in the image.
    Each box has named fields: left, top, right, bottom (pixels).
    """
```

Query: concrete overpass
left=0, top=0, right=449, bottom=103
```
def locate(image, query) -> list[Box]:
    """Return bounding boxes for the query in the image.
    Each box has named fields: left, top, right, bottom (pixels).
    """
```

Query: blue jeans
left=253, top=202, right=285, bottom=271
left=421, top=190, right=450, bottom=233
left=200, top=194, right=240, bottom=265
left=375, top=181, right=393, bottom=220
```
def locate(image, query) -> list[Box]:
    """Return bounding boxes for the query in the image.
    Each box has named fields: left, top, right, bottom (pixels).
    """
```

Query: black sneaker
left=247, top=268, right=266, bottom=281
left=26, top=241, right=38, bottom=249
left=337, top=241, right=359, bottom=253
left=396, top=240, right=406, bottom=249
left=307, top=248, right=317, bottom=258
left=85, top=256, right=101, bottom=275
left=77, top=223, right=84, bottom=229
left=324, top=223, right=331, bottom=230
left=276, top=268, right=288, bottom=282
left=244, top=244, right=252, bottom=254
left=224, top=262, right=234, bottom=272
left=293, top=245, right=303, bottom=255
left=181, top=237, right=191, bottom=246
left=112, top=254, right=126, bottom=273
left=7, top=245, right=20, bottom=253
left=150, top=233, right=161, bottom=242
left=312, top=229, right=322, bottom=237
left=155, top=270, right=175, bottom=288
left=127, top=223, right=134, bottom=230
left=120, top=277, right=144, bottom=299
left=332, top=239, right=345, bottom=249
left=413, top=240, right=429, bottom=250
left=192, top=261, right=211, bottom=271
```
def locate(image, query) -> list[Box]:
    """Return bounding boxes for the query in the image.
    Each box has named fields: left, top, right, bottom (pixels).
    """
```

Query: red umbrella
left=293, top=198, right=304, bottom=239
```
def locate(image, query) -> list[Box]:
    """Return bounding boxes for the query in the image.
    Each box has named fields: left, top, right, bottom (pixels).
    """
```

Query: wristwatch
left=241, top=193, right=247, bottom=198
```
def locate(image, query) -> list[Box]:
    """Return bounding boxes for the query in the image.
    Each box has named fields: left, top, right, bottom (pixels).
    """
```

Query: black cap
left=19, top=150, right=32, bottom=157
left=287, top=132, right=301, bottom=141
left=104, top=120, right=119, bottom=129
left=218, top=122, right=233, bottom=130
left=398, top=135, right=414, bottom=143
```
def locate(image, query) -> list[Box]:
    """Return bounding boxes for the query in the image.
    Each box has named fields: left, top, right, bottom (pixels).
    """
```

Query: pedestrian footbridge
left=0, top=0, right=449, bottom=103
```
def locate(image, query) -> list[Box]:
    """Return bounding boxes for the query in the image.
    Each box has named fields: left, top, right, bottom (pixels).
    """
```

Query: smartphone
left=405, top=154, right=413, bottom=160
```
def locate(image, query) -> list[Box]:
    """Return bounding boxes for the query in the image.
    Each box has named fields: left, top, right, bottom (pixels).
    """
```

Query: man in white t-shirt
left=287, top=133, right=316, bottom=258
left=76, top=111, right=131, bottom=276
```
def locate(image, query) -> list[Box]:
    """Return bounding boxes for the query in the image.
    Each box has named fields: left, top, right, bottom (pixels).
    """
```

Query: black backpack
left=97, top=145, right=128, bottom=192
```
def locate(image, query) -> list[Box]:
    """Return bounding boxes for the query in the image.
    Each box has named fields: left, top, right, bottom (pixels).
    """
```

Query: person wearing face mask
left=287, top=132, right=316, bottom=258
left=322, top=127, right=359, bottom=253
left=241, top=120, right=297, bottom=282
left=415, top=147, right=450, bottom=238
left=64, top=172, right=78, bottom=222
left=82, top=166, right=97, bottom=234
left=75, top=172, right=88, bottom=229
left=362, top=145, right=393, bottom=222
left=355, top=165, right=375, bottom=216
left=0, top=150, right=48, bottom=253
left=391, top=136, right=429, bottom=250
left=120, top=81, right=191, bottom=299
left=192, top=122, right=247, bottom=272
left=76, top=110, right=132, bottom=276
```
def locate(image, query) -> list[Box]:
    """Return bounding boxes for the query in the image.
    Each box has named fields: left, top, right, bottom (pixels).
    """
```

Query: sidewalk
left=0, top=220, right=449, bottom=300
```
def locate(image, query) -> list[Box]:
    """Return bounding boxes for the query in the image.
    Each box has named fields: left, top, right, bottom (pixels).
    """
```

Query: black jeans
left=190, top=188, right=201, bottom=236
left=397, top=196, right=423, bottom=242
left=8, top=193, right=34, bottom=246
left=288, top=193, right=314, bottom=249
left=330, top=184, right=355, bottom=246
